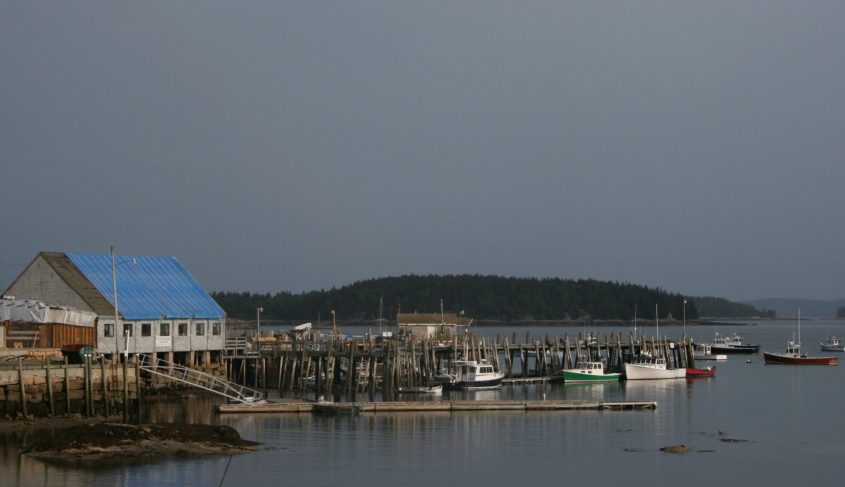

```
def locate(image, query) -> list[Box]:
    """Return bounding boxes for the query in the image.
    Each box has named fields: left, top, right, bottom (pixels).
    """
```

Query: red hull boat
left=763, top=351, right=837, bottom=365
left=764, top=310, right=838, bottom=365
left=686, top=366, right=716, bottom=377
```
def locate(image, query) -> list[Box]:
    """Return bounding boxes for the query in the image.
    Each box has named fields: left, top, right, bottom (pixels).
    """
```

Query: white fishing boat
left=820, top=336, right=845, bottom=352
left=396, top=385, right=443, bottom=394
left=625, top=304, right=686, bottom=380
left=693, top=343, right=727, bottom=361
left=625, top=356, right=687, bottom=380
left=434, top=360, right=505, bottom=389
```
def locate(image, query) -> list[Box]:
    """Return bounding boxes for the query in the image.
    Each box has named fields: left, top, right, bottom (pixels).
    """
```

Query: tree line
left=211, top=274, right=770, bottom=323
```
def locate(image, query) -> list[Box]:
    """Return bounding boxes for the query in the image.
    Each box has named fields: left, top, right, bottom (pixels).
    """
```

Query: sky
left=2, top=1, right=844, bottom=302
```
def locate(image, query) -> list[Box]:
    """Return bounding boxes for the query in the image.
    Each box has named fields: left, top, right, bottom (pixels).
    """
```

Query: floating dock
left=216, top=399, right=656, bottom=414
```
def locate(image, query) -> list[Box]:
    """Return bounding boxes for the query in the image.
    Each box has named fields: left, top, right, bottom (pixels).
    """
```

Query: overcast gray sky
left=3, top=1, right=844, bottom=302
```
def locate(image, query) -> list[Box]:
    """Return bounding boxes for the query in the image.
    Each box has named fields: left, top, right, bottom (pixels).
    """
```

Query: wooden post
left=135, top=358, right=141, bottom=418
left=276, top=355, right=285, bottom=393
left=503, top=338, right=512, bottom=378
left=122, top=357, right=128, bottom=423
left=64, top=357, right=71, bottom=416
left=288, top=356, right=298, bottom=393
left=17, top=358, right=27, bottom=418
left=298, top=348, right=306, bottom=396
left=384, top=344, right=392, bottom=397
left=86, top=356, right=93, bottom=417
left=369, top=355, right=377, bottom=399
left=101, top=358, right=110, bottom=418
left=46, top=358, right=55, bottom=417
left=315, top=357, right=322, bottom=401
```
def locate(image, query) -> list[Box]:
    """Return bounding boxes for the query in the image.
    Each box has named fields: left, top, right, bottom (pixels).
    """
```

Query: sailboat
left=625, top=305, right=686, bottom=380
left=764, top=310, right=838, bottom=365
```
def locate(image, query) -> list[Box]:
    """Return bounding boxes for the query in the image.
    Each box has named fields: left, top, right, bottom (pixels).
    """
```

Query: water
left=3, top=319, right=845, bottom=486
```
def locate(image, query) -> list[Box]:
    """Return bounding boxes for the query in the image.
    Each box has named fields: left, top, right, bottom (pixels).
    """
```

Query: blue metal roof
left=66, top=253, right=225, bottom=320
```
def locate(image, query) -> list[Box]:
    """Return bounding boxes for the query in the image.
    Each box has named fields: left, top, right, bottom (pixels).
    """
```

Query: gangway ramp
left=138, top=354, right=263, bottom=404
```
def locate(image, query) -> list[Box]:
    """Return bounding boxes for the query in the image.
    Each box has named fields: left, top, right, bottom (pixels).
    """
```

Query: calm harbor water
left=3, top=319, right=845, bottom=487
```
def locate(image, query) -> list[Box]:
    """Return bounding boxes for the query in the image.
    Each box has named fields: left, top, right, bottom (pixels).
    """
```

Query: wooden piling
left=101, top=358, right=110, bottom=417
left=64, top=357, right=71, bottom=416
left=17, top=358, right=27, bottom=418
left=46, top=358, right=55, bottom=416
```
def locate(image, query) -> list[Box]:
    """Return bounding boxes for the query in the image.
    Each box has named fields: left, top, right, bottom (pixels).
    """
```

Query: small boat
left=820, top=336, right=845, bottom=352
left=625, top=356, right=687, bottom=380
left=396, top=385, right=443, bottom=394
left=710, top=333, right=760, bottom=354
left=764, top=310, right=838, bottom=365
left=434, top=360, right=505, bottom=389
left=693, top=343, right=727, bottom=361
left=686, top=366, right=716, bottom=377
left=562, top=361, right=621, bottom=383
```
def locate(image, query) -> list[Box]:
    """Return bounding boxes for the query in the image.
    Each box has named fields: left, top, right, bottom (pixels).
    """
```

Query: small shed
left=396, top=312, right=471, bottom=340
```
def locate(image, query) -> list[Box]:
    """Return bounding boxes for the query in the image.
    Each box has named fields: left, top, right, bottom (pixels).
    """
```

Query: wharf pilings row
left=225, top=331, right=697, bottom=399
left=0, top=356, right=143, bottom=420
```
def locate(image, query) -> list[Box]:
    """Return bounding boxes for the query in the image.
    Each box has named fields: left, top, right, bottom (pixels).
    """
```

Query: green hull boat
left=562, top=362, right=621, bottom=383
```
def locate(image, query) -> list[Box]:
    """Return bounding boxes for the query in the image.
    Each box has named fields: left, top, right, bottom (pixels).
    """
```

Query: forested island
left=212, top=275, right=771, bottom=323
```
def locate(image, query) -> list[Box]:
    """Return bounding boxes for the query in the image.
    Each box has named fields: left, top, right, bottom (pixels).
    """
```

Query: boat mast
left=633, top=304, right=637, bottom=337
left=655, top=303, right=659, bottom=356
left=378, top=296, right=383, bottom=335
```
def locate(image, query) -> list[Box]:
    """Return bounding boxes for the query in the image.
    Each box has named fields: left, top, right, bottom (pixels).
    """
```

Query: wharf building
left=396, top=312, right=470, bottom=341
left=2, top=252, right=225, bottom=367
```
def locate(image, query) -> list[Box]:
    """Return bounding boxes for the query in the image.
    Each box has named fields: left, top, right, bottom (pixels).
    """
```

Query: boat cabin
left=574, top=362, right=604, bottom=373
left=453, top=360, right=496, bottom=381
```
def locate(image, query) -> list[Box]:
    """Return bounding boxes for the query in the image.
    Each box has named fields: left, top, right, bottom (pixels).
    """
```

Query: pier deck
left=216, top=399, right=656, bottom=414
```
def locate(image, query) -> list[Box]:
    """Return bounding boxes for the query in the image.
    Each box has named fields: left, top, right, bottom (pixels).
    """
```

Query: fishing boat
left=710, top=333, right=760, bottom=354
left=820, top=336, right=845, bottom=352
left=764, top=310, right=838, bottom=365
left=625, top=356, right=687, bottom=380
left=434, top=360, right=505, bottom=389
left=625, top=305, right=686, bottom=380
left=693, top=343, right=727, bottom=361
left=686, top=365, right=716, bottom=377
left=562, top=361, right=621, bottom=383
left=763, top=341, right=838, bottom=365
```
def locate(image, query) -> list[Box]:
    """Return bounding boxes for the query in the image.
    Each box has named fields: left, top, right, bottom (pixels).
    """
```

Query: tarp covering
left=0, top=298, right=46, bottom=322
left=67, top=253, right=225, bottom=320
left=0, top=298, right=96, bottom=327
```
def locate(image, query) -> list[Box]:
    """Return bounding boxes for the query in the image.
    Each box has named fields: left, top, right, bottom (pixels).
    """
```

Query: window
left=141, top=323, right=151, bottom=337
left=195, top=322, right=205, bottom=336
left=178, top=323, right=188, bottom=336
left=212, top=322, right=221, bottom=336
left=104, top=323, right=114, bottom=337
left=160, top=323, right=170, bottom=336
left=123, top=323, right=133, bottom=337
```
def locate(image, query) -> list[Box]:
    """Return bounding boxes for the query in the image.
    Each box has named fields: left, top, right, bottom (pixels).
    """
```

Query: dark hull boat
left=710, top=344, right=760, bottom=354
left=434, top=360, right=505, bottom=390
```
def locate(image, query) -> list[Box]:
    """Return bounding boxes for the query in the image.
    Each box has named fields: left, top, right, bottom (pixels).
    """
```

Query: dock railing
left=137, top=353, right=263, bottom=403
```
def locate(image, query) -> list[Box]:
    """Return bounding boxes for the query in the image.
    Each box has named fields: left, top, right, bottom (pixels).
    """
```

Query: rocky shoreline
left=7, top=420, right=257, bottom=468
